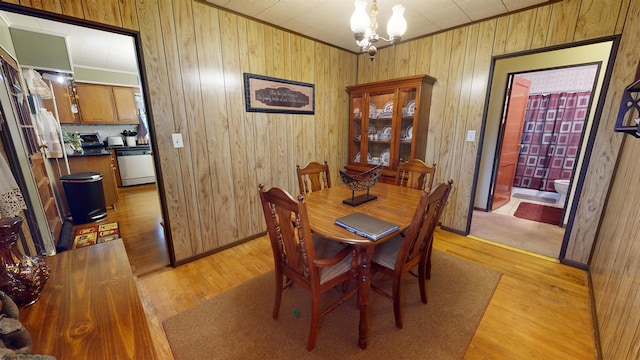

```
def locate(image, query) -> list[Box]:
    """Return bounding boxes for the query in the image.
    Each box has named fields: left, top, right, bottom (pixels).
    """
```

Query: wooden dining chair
left=370, top=180, right=453, bottom=329
left=395, top=159, right=437, bottom=192
left=258, top=184, right=358, bottom=350
left=296, top=161, right=331, bottom=194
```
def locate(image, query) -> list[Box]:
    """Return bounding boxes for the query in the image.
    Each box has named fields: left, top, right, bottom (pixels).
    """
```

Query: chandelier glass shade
left=350, top=0, right=407, bottom=60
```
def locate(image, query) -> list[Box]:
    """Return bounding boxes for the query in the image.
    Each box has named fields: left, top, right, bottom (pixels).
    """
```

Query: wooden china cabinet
left=345, top=75, right=436, bottom=183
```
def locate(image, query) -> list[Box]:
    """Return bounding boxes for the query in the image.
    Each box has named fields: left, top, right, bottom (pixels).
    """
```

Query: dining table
left=304, top=181, right=424, bottom=349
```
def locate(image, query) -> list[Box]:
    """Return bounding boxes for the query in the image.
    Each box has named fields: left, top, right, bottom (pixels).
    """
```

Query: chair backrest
left=394, top=180, right=453, bottom=271
left=258, top=184, right=319, bottom=282
left=297, top=161, right=331, bottom=194
left=395, top=159, right=436, bottom=192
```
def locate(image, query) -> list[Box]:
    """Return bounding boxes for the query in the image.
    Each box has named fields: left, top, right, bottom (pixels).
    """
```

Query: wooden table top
left=19, top=239, right=156, bottom=360
left=304, top=182, right=424, bottom=244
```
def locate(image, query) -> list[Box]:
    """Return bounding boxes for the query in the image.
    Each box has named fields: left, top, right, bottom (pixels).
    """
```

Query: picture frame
left=243, top=73, right=315, bottom=114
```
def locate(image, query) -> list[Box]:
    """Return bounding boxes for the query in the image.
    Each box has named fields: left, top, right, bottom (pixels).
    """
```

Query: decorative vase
left=0, top=217, right=49, bottom=307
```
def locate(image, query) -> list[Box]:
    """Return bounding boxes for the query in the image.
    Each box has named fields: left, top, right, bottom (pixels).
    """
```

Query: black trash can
left=61, top=172, right=107, bottom=225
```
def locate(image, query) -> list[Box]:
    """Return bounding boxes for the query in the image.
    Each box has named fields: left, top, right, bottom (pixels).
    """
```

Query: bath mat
left=513, top=202, right=563, bottom=225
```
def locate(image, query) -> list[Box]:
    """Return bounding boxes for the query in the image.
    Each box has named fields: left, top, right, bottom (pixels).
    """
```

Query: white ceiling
left=0, top=11, right=138, bottom=74
left=205, top=0, right=554, bottom=53
left=1, top=0, right=553, bottom=74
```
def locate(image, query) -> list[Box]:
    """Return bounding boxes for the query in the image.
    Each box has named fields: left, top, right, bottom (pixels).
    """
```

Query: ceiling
left=0, top=11, right=138, bottom=74
left=205, top=0, right=554, bottom=52
left=1, top=0, right=553, bottom=74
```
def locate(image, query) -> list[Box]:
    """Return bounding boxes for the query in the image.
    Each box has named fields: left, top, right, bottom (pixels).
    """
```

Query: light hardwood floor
left=70, top=183, right=170, bottom=276
left=136, top=229, right=595, bottom=359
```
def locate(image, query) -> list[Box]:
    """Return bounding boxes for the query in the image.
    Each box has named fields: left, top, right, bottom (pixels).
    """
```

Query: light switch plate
left=172, top=133, right=184, bottom=148
left=466, top=130, right=476, bottom=142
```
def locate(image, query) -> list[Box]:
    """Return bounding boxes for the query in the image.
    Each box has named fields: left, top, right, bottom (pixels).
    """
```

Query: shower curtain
left=514, top=91, right=591, bottom=192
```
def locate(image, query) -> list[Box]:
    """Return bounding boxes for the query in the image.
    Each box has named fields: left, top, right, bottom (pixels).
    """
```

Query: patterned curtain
left=514, top=91, right=591, bottom=192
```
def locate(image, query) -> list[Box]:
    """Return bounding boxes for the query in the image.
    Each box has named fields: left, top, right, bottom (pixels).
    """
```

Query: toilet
left=553, top=179, right=570, bottom=205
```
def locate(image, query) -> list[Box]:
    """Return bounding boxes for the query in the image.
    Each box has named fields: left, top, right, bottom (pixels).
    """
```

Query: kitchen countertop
left=66, top=149, right=112, bottom=157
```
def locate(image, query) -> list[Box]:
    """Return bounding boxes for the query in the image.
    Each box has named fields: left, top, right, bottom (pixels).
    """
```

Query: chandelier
left=350, top=0, right=407, bottom=61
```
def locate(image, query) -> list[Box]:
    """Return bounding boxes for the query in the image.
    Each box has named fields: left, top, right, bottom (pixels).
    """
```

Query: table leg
left=358, top=246, right=374, bottom=349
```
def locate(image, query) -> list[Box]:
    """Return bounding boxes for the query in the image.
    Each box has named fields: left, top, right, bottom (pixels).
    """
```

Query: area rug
left=73, top=222, right=120, bottom=249
left=163, top=250, right=502, bottom=359
left=513, top=202, right=563, bottom=225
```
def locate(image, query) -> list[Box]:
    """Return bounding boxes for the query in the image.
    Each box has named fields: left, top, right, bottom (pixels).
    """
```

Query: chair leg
left=273, top=269, right=284, bottom=319
left=418, top=260, right=428, bottom=304
left=392, top=276, right=403, bottom=329
left=307, top=296, right=321, bottom=351
left=426, top=245, right=433, bottom=279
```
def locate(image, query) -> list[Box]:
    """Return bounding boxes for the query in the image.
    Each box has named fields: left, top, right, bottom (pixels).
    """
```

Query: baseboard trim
left=586, top=270, right=603, bottom=359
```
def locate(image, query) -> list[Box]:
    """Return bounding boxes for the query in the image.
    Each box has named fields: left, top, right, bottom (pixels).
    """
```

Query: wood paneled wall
left=134, top=0, right=355, bottom=259
left=6, top=0, right=640, bottom=356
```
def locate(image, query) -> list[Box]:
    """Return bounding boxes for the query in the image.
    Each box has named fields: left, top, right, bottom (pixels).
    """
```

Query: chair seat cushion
left=371, top=235, right=403, bottom=270
left=313, top=235, right=353, bottom=284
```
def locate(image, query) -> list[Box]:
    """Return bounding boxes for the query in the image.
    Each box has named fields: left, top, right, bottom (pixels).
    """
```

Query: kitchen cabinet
left=345, top=75, right=436, bottom=183
left=75, top=83, right=139, bottom=124
left=75, top=83, right=117, bottom=124
left=112, top=86, right=139, bottom=124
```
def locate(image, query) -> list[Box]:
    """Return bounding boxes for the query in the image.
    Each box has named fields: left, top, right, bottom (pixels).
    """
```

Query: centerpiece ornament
left=339, top=164, right=383, bottom=206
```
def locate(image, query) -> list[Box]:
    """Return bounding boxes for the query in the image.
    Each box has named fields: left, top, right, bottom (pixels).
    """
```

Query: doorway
left=469, top=39, right=616, bottom=260
left=0, top=7, right=171, bottom=274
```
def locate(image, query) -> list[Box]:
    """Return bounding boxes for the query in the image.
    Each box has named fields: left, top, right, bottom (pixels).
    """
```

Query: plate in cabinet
left=405, top=125, right=413, bottom=140
left=382, top=101, right=393, bottom=113
left=380, top=149, right=390, bottom=166
left=407, top=100, right=415, bottom=116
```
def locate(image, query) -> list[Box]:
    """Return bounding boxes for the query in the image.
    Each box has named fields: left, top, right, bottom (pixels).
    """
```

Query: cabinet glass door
left=398, top=86, right=418, bottom=164
left=367, top=89, right=395, bottom=168
left=349, top=94, right=364, bottom=164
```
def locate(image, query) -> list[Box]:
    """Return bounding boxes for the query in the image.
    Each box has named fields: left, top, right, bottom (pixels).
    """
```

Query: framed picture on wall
left=243, top=73, right=315, bottom=115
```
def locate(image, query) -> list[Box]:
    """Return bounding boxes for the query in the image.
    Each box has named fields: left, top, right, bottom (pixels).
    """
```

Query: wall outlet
left=172, top=133, right=184, bottom=148
left=466, top=130, right=476, bottom=142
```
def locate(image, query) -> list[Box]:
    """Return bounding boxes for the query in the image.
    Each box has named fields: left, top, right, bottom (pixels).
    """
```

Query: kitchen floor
left=71, top=183, right=170, bottom=276
left=469, top=189, right=565, bottom=259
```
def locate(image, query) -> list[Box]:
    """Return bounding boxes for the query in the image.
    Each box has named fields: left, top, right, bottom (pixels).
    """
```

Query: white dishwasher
left=115, top=147, right=156, bottom=186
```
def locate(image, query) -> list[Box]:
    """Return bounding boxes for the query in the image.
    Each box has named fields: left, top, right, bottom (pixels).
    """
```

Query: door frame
left=0, top=3, right=175, bottom=265
left=467, top=36, right=620, bottom=264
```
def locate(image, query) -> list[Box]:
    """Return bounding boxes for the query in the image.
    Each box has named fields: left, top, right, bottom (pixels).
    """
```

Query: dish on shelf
left=407, top=100, right=415, bottom=116
left=378, top=111, right=392, bottom=118
left=353, top=107, right=361, bottom=118
left=369, top=102, right=376, bottom=116
left=382, top=101, right=393, bottom=113
left=405, top=125, right=413, bottom=140
left=354, top=152, right=372, bottom=163
left=369, top=157, right=380, bottom=164
left=380, top=149, right=390, bottom=166
left=382, top=125, right=392, bottom=136
left=368, top=124, right=376, bottom=134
